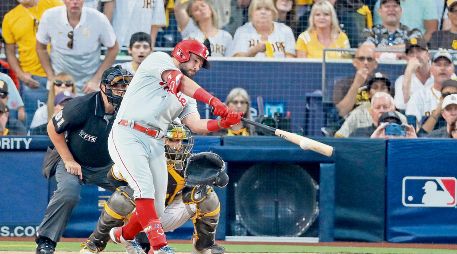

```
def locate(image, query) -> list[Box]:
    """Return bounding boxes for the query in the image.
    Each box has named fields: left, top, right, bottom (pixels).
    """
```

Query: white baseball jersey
left=405, top=86, right=441, bottom=124
left=227, top=21, right=296, bottom=58
left=394, top=73, right=434, bottom=110
left=36, top=6, right=116, bottom=90
left=119, top=61, right=136, bottom=75
left=112, top=0, right=166, bottom=47
left=181, top=19, right=233, bottom=57
left=115, top=51, right=199, bottom=133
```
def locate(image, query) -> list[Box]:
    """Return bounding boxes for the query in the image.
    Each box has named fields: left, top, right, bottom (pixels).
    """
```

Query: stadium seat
left=22, top=89, right=48, bottom=128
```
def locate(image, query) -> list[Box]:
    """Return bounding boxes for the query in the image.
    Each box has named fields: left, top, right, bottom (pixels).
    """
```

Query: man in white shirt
left=36, top=0, right=119, bottom=94
left=112, top=0, right=166, bottom=50
left=394, top=37, right=433, bottom=111
left=406, top=49, right=455, bottom=130
left=119, top=32, right=153, bottom=75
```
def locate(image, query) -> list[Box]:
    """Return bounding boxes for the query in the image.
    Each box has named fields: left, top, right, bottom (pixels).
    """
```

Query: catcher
left=80, top=123, right=228, bottom=254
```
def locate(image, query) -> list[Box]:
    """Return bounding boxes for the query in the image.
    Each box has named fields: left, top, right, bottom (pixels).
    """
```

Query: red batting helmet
left=171, top=39, right=210, bottom=69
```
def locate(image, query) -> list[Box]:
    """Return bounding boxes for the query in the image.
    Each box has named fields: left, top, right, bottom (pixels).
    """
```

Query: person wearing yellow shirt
left=2, top=0, right=62, bottom=92
left=295, top=0, right=350, bottom=59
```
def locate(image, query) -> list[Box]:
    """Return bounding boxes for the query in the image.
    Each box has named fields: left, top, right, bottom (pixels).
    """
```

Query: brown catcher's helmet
left=171, top=39, right=210, bottom=69
left=165, top=123, right=194, bottom=171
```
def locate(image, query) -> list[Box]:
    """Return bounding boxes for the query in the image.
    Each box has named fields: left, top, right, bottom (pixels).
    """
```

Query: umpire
left=35, top=66, right=132, bottom=254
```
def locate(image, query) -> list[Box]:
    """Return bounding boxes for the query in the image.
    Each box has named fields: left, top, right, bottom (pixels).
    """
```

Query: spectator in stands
left=36, top=0, right=119, bottom=94
left=296, top=0, right=336, bottom=38
left=119, top=32, right=152, bottom=75
left=2, top=0, right=62, bottom=92
left=295, top=0, right=350, bottom=59
left=427, top=93, right=457, bottom=138
left=30, top=91, right=75, bottom=135
left=406, top=50, right=455, bottom=133
left=364, top=0, right=422, bottom=56
left=336, top=0, right=372, bottom=47
left=175, top=0, right=233, bottom=57
left=372, top=0, right=438, bottom=42
left=275, top=0, right=297, bottom=33
left=0, top=73, right=25, bottom=123
left=0, top=102, right=27, bottom=136
left=394, top=37, right=433, bottom=111
left=346, top=92, right=407, bottom=137
left=30, top=73, right=76, bottom=130
left=112, top=0, right=166, bottom=50
left=335, top=77, right=407, bottom=138
left=83, top=0, right=114, bottom=21
left=221, top=87, right=256, bottom=136
left=224, top=0, right=251, bottom=36
left=429, top=0, right=457, bottom=50
left=333, top=43, right=378, bottom=117
left=370, top=111, right=417, bottom=138
left=227, top=0, right=296, bottom=58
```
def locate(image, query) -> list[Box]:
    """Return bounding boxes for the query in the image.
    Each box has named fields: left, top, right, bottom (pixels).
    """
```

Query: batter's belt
left=118, top=119, right=164, bottom=138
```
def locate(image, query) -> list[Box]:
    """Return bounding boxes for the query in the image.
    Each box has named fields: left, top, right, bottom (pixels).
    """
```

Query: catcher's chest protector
left=166, top=162, right=185, bottom=205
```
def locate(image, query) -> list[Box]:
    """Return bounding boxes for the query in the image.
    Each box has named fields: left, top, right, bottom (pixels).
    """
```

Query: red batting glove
left=210, top=98, right=228, bottom=117
left=220, top=111, right=243, bottom=128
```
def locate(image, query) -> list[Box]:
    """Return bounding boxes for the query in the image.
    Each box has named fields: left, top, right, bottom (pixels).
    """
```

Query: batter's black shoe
left=35, top=236, right=56, bottom=254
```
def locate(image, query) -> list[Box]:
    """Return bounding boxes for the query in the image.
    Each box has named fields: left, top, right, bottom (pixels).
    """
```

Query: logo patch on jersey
left=159, top=81, right=187, bottom=107
left=402, top=176, right=456, bottom=207
left=79, top=130, right=98, bottom=143
left=54, top=110, right=65, bottom=129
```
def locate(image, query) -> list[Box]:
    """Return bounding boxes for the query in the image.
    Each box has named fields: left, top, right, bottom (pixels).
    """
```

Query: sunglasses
left=230, top=100, right=248, bottom=105
left=0, top=92, right=8, bottom=99
left=54, top=80, right=74, bottom=87
left=355, top=56, right=375, bottom=62
left=67, top=30, right=74, bottom=49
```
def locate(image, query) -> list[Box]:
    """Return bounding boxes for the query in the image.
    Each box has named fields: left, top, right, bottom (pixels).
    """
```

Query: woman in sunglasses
left=30, top=73, right=76, bottom=131
left=220, top=87, right=256, bottom=136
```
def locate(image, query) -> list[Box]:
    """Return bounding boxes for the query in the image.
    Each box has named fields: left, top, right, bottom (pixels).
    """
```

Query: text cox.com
left=0, top=225, right=38, bottom=237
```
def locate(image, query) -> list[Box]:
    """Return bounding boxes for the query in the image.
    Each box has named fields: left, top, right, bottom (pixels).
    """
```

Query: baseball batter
left=107, top=40, right=241, bottom=254
left=80, top=124, right=226, bottom=254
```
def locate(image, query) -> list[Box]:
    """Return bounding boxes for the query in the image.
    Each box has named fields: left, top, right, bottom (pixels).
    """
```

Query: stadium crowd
left=0, top=0, right=456, bottom=139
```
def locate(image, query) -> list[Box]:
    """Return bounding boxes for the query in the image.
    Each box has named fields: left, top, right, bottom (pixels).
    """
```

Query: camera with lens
left=379, top=112, right=406, bottom=137
left=384, top=123, right=406, bottom=136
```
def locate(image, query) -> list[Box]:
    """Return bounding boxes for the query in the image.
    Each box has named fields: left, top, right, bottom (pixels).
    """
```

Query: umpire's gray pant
left=37, top=159, right=116, bottom=242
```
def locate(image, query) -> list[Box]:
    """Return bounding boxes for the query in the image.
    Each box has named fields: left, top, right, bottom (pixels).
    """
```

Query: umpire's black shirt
left=52, top=92, right=115, bottom=167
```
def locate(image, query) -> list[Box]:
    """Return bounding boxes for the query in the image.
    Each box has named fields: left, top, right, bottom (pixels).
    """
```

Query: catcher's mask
left=165, top=123, right=194, bottom=171
left=100, top=65, right=132, bottom=111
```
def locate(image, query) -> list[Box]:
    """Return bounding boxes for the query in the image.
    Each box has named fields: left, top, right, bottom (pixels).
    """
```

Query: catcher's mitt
left=184, top=152, right=229, bottom=188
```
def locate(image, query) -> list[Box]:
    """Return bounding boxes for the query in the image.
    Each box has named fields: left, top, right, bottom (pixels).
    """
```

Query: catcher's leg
left=81, top=186, right=135, bottom=253
left=183, top=186, right=225, bottom=254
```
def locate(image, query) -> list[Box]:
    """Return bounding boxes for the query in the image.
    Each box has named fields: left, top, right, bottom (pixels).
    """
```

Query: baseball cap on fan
left=448, top=0, right=457, bottom=8
left=54, top=91, right=75, bottom=106
left=442, top=94, right=457, bottom=110
left=405, top=37, right=427, bottom=53
left=432, top=49, right=453, bottom=63
left=379, top=112, right=402, bottom=125
left=381, top=0, right=400, bottom=5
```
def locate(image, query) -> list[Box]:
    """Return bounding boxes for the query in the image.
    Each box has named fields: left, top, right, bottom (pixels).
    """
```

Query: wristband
left=207, top=119, right=221, bottom=132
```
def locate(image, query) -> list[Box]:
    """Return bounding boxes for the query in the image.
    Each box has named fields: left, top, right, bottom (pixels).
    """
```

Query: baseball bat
left=241, top=118, right=334, bottom=157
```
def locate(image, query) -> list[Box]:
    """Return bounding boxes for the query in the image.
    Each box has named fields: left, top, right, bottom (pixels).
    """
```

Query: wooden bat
left=241, top=118, right=334, bottom=157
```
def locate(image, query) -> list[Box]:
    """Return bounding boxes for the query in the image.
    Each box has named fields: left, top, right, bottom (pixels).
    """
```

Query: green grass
left=0, top=241, right=455, bottom=254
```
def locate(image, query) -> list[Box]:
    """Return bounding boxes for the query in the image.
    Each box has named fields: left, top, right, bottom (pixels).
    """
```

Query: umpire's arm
left=47, top=117, right=82, bottom=179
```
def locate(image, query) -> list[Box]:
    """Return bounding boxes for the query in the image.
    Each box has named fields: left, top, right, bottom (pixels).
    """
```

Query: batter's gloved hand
left=210, top=98, right=228, bottom=117
left=219, top=111, right=243, bottom=128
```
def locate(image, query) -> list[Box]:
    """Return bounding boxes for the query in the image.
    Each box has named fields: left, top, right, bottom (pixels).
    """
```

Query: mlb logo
left=402, top=177, right=457, bottom=207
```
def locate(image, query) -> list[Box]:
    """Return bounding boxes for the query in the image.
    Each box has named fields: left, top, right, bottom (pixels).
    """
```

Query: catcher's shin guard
left=86, top=186, right=135, bottom=251
left=192, top=188, right=221, bottom=252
